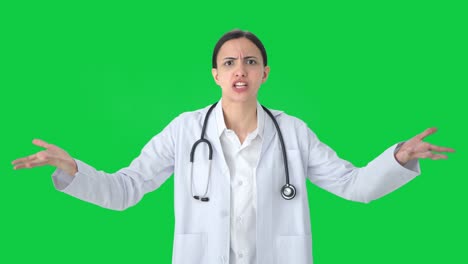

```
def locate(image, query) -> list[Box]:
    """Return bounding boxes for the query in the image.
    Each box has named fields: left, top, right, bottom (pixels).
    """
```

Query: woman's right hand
left=12, top=139, right=78, bottom=176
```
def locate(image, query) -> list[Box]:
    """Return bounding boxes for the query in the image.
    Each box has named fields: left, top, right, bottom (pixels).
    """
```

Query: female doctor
left=12, top=30, right=454, bottom=264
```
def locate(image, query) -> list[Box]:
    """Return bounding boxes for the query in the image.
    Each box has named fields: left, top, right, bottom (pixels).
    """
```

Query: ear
left=211, top=68, right=220, bottom=85
left=262, top=66, right=270, bottom=83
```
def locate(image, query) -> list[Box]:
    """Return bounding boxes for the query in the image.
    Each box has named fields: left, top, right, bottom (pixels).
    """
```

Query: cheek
left=216, top=74, right=231, bottom=89
left=216, top=69, right=229, bottom=79
left=252, top=70, right=265, bottom=82
left=218, top=75, right=230, bottom=86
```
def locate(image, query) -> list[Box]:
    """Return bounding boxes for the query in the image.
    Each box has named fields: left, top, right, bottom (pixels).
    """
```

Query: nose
left=234, top=63, right=247, bottom=77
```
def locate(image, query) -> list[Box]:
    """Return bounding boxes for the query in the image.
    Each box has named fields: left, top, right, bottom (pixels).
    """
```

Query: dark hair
left=212, top=29, right=267, bottom=69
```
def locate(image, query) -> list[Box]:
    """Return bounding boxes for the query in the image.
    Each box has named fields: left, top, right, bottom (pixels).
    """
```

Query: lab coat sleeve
left=306, top=128, right=420, bottom=203
left=51, top=117, right=177, bottom=211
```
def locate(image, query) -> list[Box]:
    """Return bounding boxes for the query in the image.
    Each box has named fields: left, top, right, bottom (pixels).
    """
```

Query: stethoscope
left=190, top=102, right=296, bottom=202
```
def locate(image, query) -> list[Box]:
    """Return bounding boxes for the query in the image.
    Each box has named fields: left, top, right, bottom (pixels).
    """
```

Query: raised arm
left=11, top=117, right=178, bottom=211
left=307, top=127, right=454, bottom=203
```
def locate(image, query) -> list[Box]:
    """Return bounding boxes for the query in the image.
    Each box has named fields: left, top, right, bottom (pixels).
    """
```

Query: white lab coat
left=52, top=103, right=420, bottom=264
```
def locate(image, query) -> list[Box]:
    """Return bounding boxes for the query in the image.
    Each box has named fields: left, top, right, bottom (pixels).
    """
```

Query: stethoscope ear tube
left=190, top=139, right=213, bottom=162
left=190, top=103, right=218, bottom=202
left=193, top=195, right=210, bottom=202
left=190, top=157, right=212, bottom=203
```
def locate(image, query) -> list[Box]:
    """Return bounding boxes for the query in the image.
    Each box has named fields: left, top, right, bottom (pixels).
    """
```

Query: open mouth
left=233, top=81, right=247, bottom=89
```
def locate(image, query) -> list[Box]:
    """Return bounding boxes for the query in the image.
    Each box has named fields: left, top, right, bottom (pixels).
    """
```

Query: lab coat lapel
left=204, top=107, right=229, bottom=176
left=258, top=109, right=281, bottom=163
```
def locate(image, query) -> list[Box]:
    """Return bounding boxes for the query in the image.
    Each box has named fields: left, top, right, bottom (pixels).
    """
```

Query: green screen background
left=1, top=0, right=466, bottom=263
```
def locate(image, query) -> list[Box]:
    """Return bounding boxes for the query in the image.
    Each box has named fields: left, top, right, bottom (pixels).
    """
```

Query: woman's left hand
left=395, top=128, right=455, bottom=165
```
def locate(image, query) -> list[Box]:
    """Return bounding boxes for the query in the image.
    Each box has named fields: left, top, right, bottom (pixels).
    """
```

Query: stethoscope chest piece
left=281, top=184, right=296, bottom=200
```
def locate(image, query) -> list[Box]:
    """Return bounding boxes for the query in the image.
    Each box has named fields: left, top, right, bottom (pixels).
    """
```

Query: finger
left=13, top=160, right=48, bottom=170
left=413, top=152, right=449, bottom=160
left=32, top=139, right=51, bottom=149
left=13, top=164, right=28, bottom=170
left=430, top=154, right=448, bottom=160
left=11, top=154, right=38, bottom=165
left=27, top=160, right=49, bottom=167
left=428, top=144, right=456, bottom=153
left=416, top=127, right=438, bottom=141
left=413, top=151, right=433, bottom=159
left=12, top=157, right=27, bottom=165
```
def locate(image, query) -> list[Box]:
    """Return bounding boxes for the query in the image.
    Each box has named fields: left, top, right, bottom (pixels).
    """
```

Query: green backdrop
left=1, top=0, right=466, bottom=263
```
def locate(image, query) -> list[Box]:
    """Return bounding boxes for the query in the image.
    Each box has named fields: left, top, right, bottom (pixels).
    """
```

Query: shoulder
left=265, top=106, right=320, bottom=147
left=265, top=106, right=310, bottom=131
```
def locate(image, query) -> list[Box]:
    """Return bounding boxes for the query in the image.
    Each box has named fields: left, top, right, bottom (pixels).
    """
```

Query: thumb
left=32, top=139, right=51, bottom=149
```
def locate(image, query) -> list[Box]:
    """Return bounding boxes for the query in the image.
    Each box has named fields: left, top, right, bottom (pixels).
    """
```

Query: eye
left=223, top=60, right=234, bottom=66
left=246, top=59, right=257, bottom=65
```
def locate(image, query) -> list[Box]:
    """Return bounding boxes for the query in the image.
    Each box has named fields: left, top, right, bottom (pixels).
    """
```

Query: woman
left=12, top=30, right=454, bottom=264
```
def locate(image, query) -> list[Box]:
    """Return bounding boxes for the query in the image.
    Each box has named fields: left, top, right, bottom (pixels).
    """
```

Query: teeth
left=234, top=82, right=247, bottom=88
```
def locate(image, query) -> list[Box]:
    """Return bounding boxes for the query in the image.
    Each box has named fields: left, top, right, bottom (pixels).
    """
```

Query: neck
left=222, top=99, right=257, bottom=143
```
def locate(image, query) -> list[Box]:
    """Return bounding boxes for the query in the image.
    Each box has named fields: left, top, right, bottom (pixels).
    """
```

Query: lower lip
left=232, top=85, right=248, bottom=93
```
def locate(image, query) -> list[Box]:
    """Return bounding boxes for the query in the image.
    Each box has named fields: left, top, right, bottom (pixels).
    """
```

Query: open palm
left=12, top=139, right=77, bottom=175
left=395, top=128, right=455, bottom=165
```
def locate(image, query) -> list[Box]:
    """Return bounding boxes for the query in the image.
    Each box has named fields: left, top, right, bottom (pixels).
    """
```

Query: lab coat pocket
left=173, top=233, right=206, bottom=264
left=276, top=235, right=313, bottom=264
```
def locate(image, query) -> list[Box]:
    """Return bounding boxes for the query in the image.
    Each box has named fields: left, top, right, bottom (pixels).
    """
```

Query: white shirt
left=215, top=100, right=265, bottom=264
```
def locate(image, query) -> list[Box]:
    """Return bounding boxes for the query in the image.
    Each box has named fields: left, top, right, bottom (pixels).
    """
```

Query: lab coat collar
left=214, top=99, right=266, bottom=139
left=201, top=100, right=283, bottom=173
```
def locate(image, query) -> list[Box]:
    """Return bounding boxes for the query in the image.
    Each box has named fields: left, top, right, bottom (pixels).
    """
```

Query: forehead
left=217, top=38, right=262, bottom=58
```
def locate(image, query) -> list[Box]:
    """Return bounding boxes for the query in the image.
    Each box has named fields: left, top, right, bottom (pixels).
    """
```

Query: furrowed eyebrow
left=222, top=56, right=258, bottom=60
